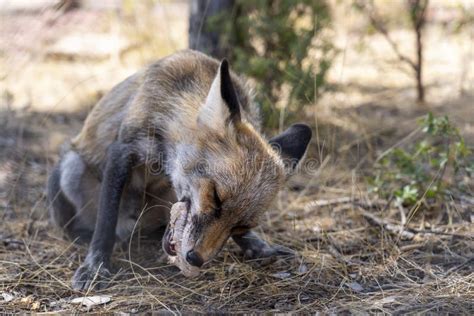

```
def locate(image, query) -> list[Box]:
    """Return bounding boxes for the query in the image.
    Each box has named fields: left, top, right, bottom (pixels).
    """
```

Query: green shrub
left=209, top=0, right=335, bottom=128
left=369, top=113, right=473, bottom=208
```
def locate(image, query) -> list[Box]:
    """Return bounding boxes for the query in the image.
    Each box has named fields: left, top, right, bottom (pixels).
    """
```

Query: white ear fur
left=198, top=64, right=229, bottom=131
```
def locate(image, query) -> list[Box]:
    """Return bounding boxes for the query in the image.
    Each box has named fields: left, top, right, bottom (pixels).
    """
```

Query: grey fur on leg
left=48, top=164, right=75, bottom=229
left=72, top=142, right=135, bottom=291
left=47, top=155, right=93, bottom=244
left=60, top=150, right=86, bottom=211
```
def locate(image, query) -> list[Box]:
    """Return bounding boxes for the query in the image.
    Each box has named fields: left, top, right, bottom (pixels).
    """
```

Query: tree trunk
left=415, top=26, right=425, bottom=103
left=408, top=0, right=428, bottom=104
left=188, top=0, right=234, bottom=59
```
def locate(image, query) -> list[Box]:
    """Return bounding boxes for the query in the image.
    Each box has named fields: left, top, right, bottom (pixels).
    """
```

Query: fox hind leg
left=47, top=151, right=93, bottom=243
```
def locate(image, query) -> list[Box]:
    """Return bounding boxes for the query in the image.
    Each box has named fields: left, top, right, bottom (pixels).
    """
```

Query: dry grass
left=1, top=1, right=473, bottom=314
left=1, top=104, right=472, bottom=314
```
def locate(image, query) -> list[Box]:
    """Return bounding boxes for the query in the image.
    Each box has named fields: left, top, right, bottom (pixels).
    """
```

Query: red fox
left=47, top=50, right=311, bottom=290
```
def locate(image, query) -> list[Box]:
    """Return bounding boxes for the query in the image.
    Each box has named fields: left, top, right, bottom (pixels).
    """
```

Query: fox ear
left=198, top=59, right=241, bottom=131
left=269, top=124, right=312, bottom=172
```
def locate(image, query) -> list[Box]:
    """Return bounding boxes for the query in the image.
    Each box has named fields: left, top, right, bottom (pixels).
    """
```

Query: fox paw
left=72, top=261, right=111, bottom=291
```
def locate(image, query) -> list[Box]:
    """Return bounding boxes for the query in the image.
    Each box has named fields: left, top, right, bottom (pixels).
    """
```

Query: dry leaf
left=71, top=296, right=111, bottom=308
left=1, top=293, right=14, bottom=303
left=31, top=301, right=41, bottom=310
left=372, top=296, right=397, bottom=307
left=346, top=282, right=364, bottom=293
left=272, top=271, right=291, bottom=279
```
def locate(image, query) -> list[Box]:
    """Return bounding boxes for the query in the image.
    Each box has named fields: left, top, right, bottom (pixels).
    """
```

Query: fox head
left=163, top=60, right=311, bottom=268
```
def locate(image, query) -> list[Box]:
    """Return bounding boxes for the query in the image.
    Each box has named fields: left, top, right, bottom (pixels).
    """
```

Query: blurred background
left=0, top=0, right=473, bottom=313
left=1, top=0, right=472, bottom=115
left=1, top=0, right=472, bottom=211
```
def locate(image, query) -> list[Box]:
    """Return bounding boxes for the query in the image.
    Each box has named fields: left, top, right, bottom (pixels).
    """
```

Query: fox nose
left=186, top=250, right=204, bottom=267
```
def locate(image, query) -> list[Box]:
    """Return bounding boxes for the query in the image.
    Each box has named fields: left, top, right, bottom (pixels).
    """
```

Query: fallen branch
left=357, top=207, right=473, bottom=241
left=304, top=197, right=387, bottom=212
left=304, top=197, right=353, bottom=210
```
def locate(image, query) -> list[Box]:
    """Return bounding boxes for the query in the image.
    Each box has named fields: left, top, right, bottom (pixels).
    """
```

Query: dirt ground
left=1, top=2, right=473, bottom=314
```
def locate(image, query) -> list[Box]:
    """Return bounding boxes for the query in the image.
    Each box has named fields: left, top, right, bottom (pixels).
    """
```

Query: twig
left=399, top=243, right=425, bottom=252
left=375, top=126, right=421, bottom=163
left=327, top=244, right=351, bottom=266
left=412, top=229, right=473, bottom=240
left=304, top=197, right=388, bottom=212
left=358, top=207, right=416, bottom=240
left=398, top=204, right=407, bottom=225
left=304, top=197, right=353, bottom=211
left=443, top=257, right=473, bottom=276
left=360, top=0, right=417, bottom=71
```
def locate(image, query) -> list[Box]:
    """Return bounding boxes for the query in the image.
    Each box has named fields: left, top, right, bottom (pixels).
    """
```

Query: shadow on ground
left=0, top=93, right=473, bottom=313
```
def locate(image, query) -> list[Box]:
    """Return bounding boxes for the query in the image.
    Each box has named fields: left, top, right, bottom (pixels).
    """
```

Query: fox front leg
left=232, top=231, right=294, bottom=262
left=72, top=142, right=135, bottom=291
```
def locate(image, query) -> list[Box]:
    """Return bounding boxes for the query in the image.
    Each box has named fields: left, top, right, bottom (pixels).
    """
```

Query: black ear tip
left=219, top=58, right=240, bottom=120
left=220, top=59, right=229, bottom=72
left=290, top=123, right=312, bottom=144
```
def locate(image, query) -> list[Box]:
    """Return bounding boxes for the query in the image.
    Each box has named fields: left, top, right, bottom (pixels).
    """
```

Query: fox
left=47, top=50, right=312, bottom=290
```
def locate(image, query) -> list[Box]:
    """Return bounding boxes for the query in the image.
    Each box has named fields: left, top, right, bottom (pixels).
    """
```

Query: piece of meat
left=167, top=202, right=200, bottom=277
